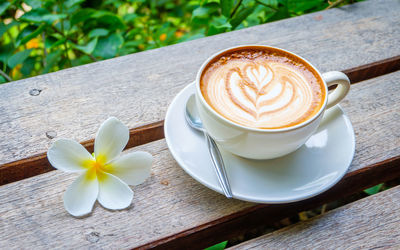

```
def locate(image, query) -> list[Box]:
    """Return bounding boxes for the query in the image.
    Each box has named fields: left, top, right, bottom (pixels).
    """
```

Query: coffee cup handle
left=322, top=71, right=350, bottom=109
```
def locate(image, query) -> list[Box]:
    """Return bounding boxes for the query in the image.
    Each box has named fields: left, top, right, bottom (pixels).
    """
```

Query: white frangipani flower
left=47, top=117, right=152, bottom=217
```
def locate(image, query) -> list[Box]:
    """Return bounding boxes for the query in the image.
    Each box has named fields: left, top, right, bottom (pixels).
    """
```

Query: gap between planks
left=138, top=155, right=400, bottom=250
left=0, top=69, right=399, bottom=249
left=228, top=184, right=400, bottom=250
left=0, top=55, right=399, bottom=186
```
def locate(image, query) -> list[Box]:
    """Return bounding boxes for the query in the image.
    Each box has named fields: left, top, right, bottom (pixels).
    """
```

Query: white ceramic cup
left=195, top=45, right=350, bottom=160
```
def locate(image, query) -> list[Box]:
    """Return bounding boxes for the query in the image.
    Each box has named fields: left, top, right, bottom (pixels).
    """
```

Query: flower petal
left=94, top=117, right=129, bottom=164
left=97, top=171, right=133, bottom=210
left=47, top=139, right=93, bottom=172
left=104, top=151, right=152, bottom=186
left=63, top=169, right=99, bottom=217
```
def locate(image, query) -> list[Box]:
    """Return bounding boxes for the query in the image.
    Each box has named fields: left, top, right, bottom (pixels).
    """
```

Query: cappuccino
left=200, top=47, right=326, bottom=129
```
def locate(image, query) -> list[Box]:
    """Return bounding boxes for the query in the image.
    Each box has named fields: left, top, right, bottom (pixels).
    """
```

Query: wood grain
left=0, top=0, right=399, bottom=167
left=150, top=155, right=400, bottom=250
left=1, top=57, right=398, bottom=186
left=141, top=71, right=400, bottom=249
left=0, top=121, right=164, bottom=185
left=2, top=0, right=400, bottom=186
left=230, top=185, right=400, bottom=250
left=0, top=70, right=399, bottom=249
left=0, top=141, right=253, bottom=250
left=343, top=55, right=400, bottom=84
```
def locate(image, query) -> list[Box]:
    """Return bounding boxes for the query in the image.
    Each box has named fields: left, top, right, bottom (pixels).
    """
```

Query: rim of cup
left=195, top=44, right=329, bottom=133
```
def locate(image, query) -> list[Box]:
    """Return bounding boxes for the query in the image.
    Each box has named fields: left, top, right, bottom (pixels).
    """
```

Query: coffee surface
left=200, top=48, right=325, bottom=129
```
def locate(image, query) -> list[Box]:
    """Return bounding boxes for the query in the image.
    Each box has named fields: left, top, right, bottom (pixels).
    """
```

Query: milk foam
left=202, top=58, right=321, bottom=129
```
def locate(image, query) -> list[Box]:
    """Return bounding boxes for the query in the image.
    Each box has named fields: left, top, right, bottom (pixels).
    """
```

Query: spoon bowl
left=185, top=95, right=204, bottom=133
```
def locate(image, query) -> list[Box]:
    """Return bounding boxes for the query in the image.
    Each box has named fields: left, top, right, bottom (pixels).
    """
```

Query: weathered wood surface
left=230, top=185, right=400, bottom=250
left=0, top=120, right=165, bottom=185
left=0, top=0, right=399, bottom=168
left=0, top=141, right=253, bottom=250
left=142, top=71, right=400, bottom=249
left=2, top=58, right=399, bottom=186
left=0, top=71, right=399, bottom=249
left=342, top=55, right=400, bottom=84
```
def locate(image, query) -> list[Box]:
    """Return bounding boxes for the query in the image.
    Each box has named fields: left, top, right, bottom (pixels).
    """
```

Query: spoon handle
left=205, top=133, right=233, bottom=198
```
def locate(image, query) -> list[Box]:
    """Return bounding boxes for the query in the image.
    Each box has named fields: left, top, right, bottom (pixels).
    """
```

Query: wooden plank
left=2, top=57, right=399, bottom=186
left=342, top=55, right=400, bottom=84
left=0, top=141, right=253, bottom=250
left=142, top=71, right=400, bottom=249
left=2, top=0, right=400, bottom=186
left=0, top=71, right=399, bottom=249
left=0, top=121, right=164, bottom=185
left=144, top=157, right=400, bottom=250
left=0, top=0, right=399, bottom=169
left=230, top=185, right=400, bottom=249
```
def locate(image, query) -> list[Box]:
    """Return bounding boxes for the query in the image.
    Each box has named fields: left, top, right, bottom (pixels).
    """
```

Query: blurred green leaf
left=278, top=0, right=288, bottom=6
left=70, top=8, right=95, bottom=26
left=123, top=40, right=142, bottom=47
left=268, top=4, right=290, bottom=21
left=43, top=50, right=63, bottom=73
left=0, top=0, right=363, bottom=81
left=221, top=0, right=234, bottom=17
left=0, top=1, right=11, bottom=16
left=21, top=56, right=36, bottom=76
left=247, top=4, right=275, bottom=25
left=88, top=28, right=109, bottom=38
left=207, top=16, right=232, bottom=35
left=93, top=33, right=124, bottom=59
left=119, top=43, right=138, bottom=55
left=78, top=10, right=125, bottom=31
left=17, top=24, right=46, bottom=47
left=91, top=10, right=114, bottom=18
left=125, top=28, right=144, bottom=40
left=0, top=43, right=14, bottom=64
left=177, top=32, right=206, bottom=42
left=230, top=6, right=256, bottom=29
left=20, top=8, right=67, bottom=24
left=192, top=3, right=220, bottom=20
left=8, top=49, right=33, bottom=68
left=65, top=0, right=85, bottom=8
left=96, top=14, right=125, bottom=30
left=45, top=36, right=57, bottom=49
left=71, top=54, right=92, bottom=66
left=258, top=0, right=279, bottom=8
left=205, top=241, right=228, bottom=250
left=24, top=0, right=42, bottom=9
left=0, top=21, right=19, bottom=38
left=0, top=76, right=6, bottom=84
left=0, top=23, right=7, bottom=38
left=123, top=13, right=138, bottom=23
left=71, top=38, right=98, bottom=54
left=45, top=37, right=67, bottom=49
left=288, top=0, right=325, bottom=13
left=364, top=183, right=383, bottom=196
left=16, top=25, right=37, bottom=45
left=42, top=14, right=68, bottom=24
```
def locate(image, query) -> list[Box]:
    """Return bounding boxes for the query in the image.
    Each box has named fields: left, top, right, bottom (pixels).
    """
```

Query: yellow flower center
left=82, top=154, right=109, bottom=181
left=91, top=161, right=103, bottom=171
left=95, top=154, right=107, bottom=166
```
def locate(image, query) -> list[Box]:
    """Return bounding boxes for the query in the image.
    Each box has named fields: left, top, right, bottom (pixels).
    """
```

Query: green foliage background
left=0, top=0, right=362, bottom=83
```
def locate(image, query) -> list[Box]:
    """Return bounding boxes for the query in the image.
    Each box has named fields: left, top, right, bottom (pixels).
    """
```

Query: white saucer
left=164, top=83, right=355, bottom=204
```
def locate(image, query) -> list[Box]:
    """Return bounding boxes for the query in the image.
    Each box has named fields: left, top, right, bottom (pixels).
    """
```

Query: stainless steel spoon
left=185, top=94, right=233, bottom=198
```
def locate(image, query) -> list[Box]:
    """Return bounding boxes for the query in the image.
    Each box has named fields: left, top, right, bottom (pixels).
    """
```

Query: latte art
left=201, top=49, right=325, bottom=129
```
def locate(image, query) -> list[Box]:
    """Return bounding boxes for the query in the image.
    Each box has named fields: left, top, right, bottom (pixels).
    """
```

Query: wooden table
left=0, top=0, right=399, bottom=248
